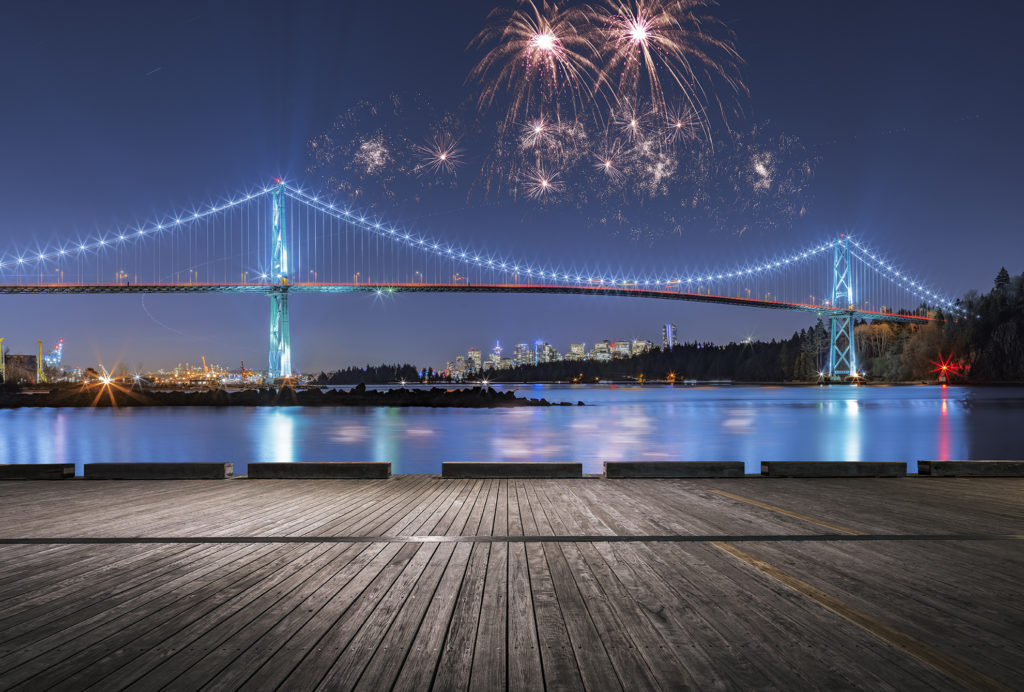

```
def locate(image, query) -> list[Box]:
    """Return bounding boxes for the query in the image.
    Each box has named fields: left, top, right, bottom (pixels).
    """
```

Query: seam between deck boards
left=1, top=534, right=1022, bottom=544
left=706, top=489, right=869, bottom=535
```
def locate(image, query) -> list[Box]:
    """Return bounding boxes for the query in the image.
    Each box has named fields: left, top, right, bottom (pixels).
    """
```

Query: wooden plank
left=39, top=542, right=340, bottom=690
left=247, top=541, right=420, bottom=690
left=390, top=541, right=474, bottom=691
left=351, top=544, right=463, bottom=690
left=181, top=543, right=390, bottom=691
left=432, top=542, right=490, bottom=691
left=507, top=541, right=544, bottom=691
left=541, top=541, right=624, bottom=690
left=470, top=541, right=507, bottom=690
left=524, top=541, right=582, bottom=689
left=529, top=481, right=680, bottom=689
left=316, top=543, right=442, bottom=690
left=0, top=543, right=284, bottom=687
left=0, top=542, right=246, bottom=648
left=101, top=542, right=370, bottom=691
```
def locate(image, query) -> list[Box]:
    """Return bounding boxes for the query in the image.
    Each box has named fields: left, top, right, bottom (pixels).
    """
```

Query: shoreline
left=0, top=385, right=581, bottom=409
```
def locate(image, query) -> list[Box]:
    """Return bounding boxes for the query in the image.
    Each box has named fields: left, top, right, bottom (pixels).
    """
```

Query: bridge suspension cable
left=0, top=178, right=967, bottom=378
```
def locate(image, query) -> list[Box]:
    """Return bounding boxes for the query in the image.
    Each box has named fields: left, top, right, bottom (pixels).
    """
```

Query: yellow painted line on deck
left=711, top=541, right=1011, bottom=692
left=708, top=489, right=868, bottom=535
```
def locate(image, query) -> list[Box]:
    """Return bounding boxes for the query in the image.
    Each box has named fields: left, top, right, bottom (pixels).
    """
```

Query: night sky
left=2, top=1, right=1021, bottom=372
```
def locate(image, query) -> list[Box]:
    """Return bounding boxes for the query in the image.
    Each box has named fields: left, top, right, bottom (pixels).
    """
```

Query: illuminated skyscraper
left=590, top=340, right=612, bottom=362
left=513, top=343, right=534, bottom=367
left=467, top=348, right=482, bottom=373
left=611, top=341, right=632, bottom=358
left=631, top=339, right=653, bottom=355
left=662, top=323, right=678, bottom=349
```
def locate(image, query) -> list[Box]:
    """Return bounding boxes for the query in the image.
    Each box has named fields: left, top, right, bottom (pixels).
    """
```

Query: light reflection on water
left=1, top=385, right=1022, bottom=476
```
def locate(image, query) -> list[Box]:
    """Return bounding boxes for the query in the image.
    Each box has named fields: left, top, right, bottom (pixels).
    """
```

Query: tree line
left=315, top=267, right=1023, bottom=384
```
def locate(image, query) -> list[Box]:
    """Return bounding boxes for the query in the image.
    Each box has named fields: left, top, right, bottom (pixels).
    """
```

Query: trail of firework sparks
left=590, top=0, right=746, bottom=143
left=470, top=1, right=746, bottom=145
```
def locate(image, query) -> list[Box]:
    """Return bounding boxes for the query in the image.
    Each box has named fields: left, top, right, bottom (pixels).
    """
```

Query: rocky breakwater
left=0, top=384, right=582, bottom=409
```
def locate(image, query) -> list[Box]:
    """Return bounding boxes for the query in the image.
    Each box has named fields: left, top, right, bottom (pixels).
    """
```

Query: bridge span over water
left=0, top=181, right=961, bottom=381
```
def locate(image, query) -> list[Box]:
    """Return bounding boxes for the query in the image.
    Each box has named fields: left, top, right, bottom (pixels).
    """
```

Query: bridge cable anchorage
left=0, top=179, right=964, bottom=380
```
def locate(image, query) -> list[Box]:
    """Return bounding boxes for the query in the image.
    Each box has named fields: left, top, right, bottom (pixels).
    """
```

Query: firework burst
left=666, top=102, right=701, bottom=142
left=469, top=1, right=601, bottom=130
left=524, top=165, right=564, bottom=199
left=521, top=116, right=556, bottom=150
left=414, top=134, right=464, bottom=175
left=593, top=140, right=626, bottom=181
left=589, top=0, right=746, bottom=142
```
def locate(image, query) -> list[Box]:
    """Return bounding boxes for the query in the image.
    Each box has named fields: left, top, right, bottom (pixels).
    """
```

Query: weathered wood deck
left=0, top=477, right=1021, bottom=690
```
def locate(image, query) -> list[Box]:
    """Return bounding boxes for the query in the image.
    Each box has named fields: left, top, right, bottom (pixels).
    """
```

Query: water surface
left=2, top=385, right=1021, bottom=475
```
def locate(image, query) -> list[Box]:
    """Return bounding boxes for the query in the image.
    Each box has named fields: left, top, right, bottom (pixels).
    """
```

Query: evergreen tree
left=995, top=267, right=1011, bottom=290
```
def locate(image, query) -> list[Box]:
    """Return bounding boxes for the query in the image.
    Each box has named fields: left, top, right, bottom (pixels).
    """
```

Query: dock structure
left=0, top=477, right=1021, bottom=689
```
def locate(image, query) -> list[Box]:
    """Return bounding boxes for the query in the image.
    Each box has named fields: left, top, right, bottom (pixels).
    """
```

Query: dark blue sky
left=1, top=1, right=1021, bottom=371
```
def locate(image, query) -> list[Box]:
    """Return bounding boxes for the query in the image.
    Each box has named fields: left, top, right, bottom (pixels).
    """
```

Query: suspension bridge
left=0, top=180, right=965, bottom=382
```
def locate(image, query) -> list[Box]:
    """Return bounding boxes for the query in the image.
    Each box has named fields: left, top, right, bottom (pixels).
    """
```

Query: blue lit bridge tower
left=828, top=234, right=856, bottom=381
left=268, top=181, right=291, bottom=379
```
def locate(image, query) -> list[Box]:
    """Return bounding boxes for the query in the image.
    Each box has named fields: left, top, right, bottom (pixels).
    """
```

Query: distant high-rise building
left=539, top=343, right=561, bottom=363
left=590, top=340, right=613, bottom=362
left=454, top=355, right=467, bottom=380
left=513, top=343, right=534, bottom=367
left=42, top=338, right=64, bottom=369
left=492, top=341, right=503, bottom=360
left=566, top=343, right=586, bottom=361
left=610, top=341, right=632, bottom=358
left=662, top=323, right=678, bottom=349
left=631, top=339, right=653, bottom=355
left=467, top=348, right=481, bottom=374
left=533, top=341, right=560, bottom=364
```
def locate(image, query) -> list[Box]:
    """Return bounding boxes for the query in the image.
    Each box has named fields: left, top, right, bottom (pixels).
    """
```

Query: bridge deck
left=0, top=477, right=1020, bottom=689
left=0, top=282, right=932, bottom=323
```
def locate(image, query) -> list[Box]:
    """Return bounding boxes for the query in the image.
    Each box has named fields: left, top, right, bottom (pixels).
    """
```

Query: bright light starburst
left=524, top=165, right=564, bottom=199
left=414, top=134, right=464, bottom=176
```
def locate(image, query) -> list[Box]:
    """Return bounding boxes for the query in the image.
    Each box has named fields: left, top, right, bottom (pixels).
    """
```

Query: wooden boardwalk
left=0, top=477, right=1021, bottom=690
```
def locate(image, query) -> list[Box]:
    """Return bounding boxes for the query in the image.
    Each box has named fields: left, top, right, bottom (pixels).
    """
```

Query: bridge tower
left=828, top=234, right=857, bottom=381
left=268, top=181, right=292, bottom=380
